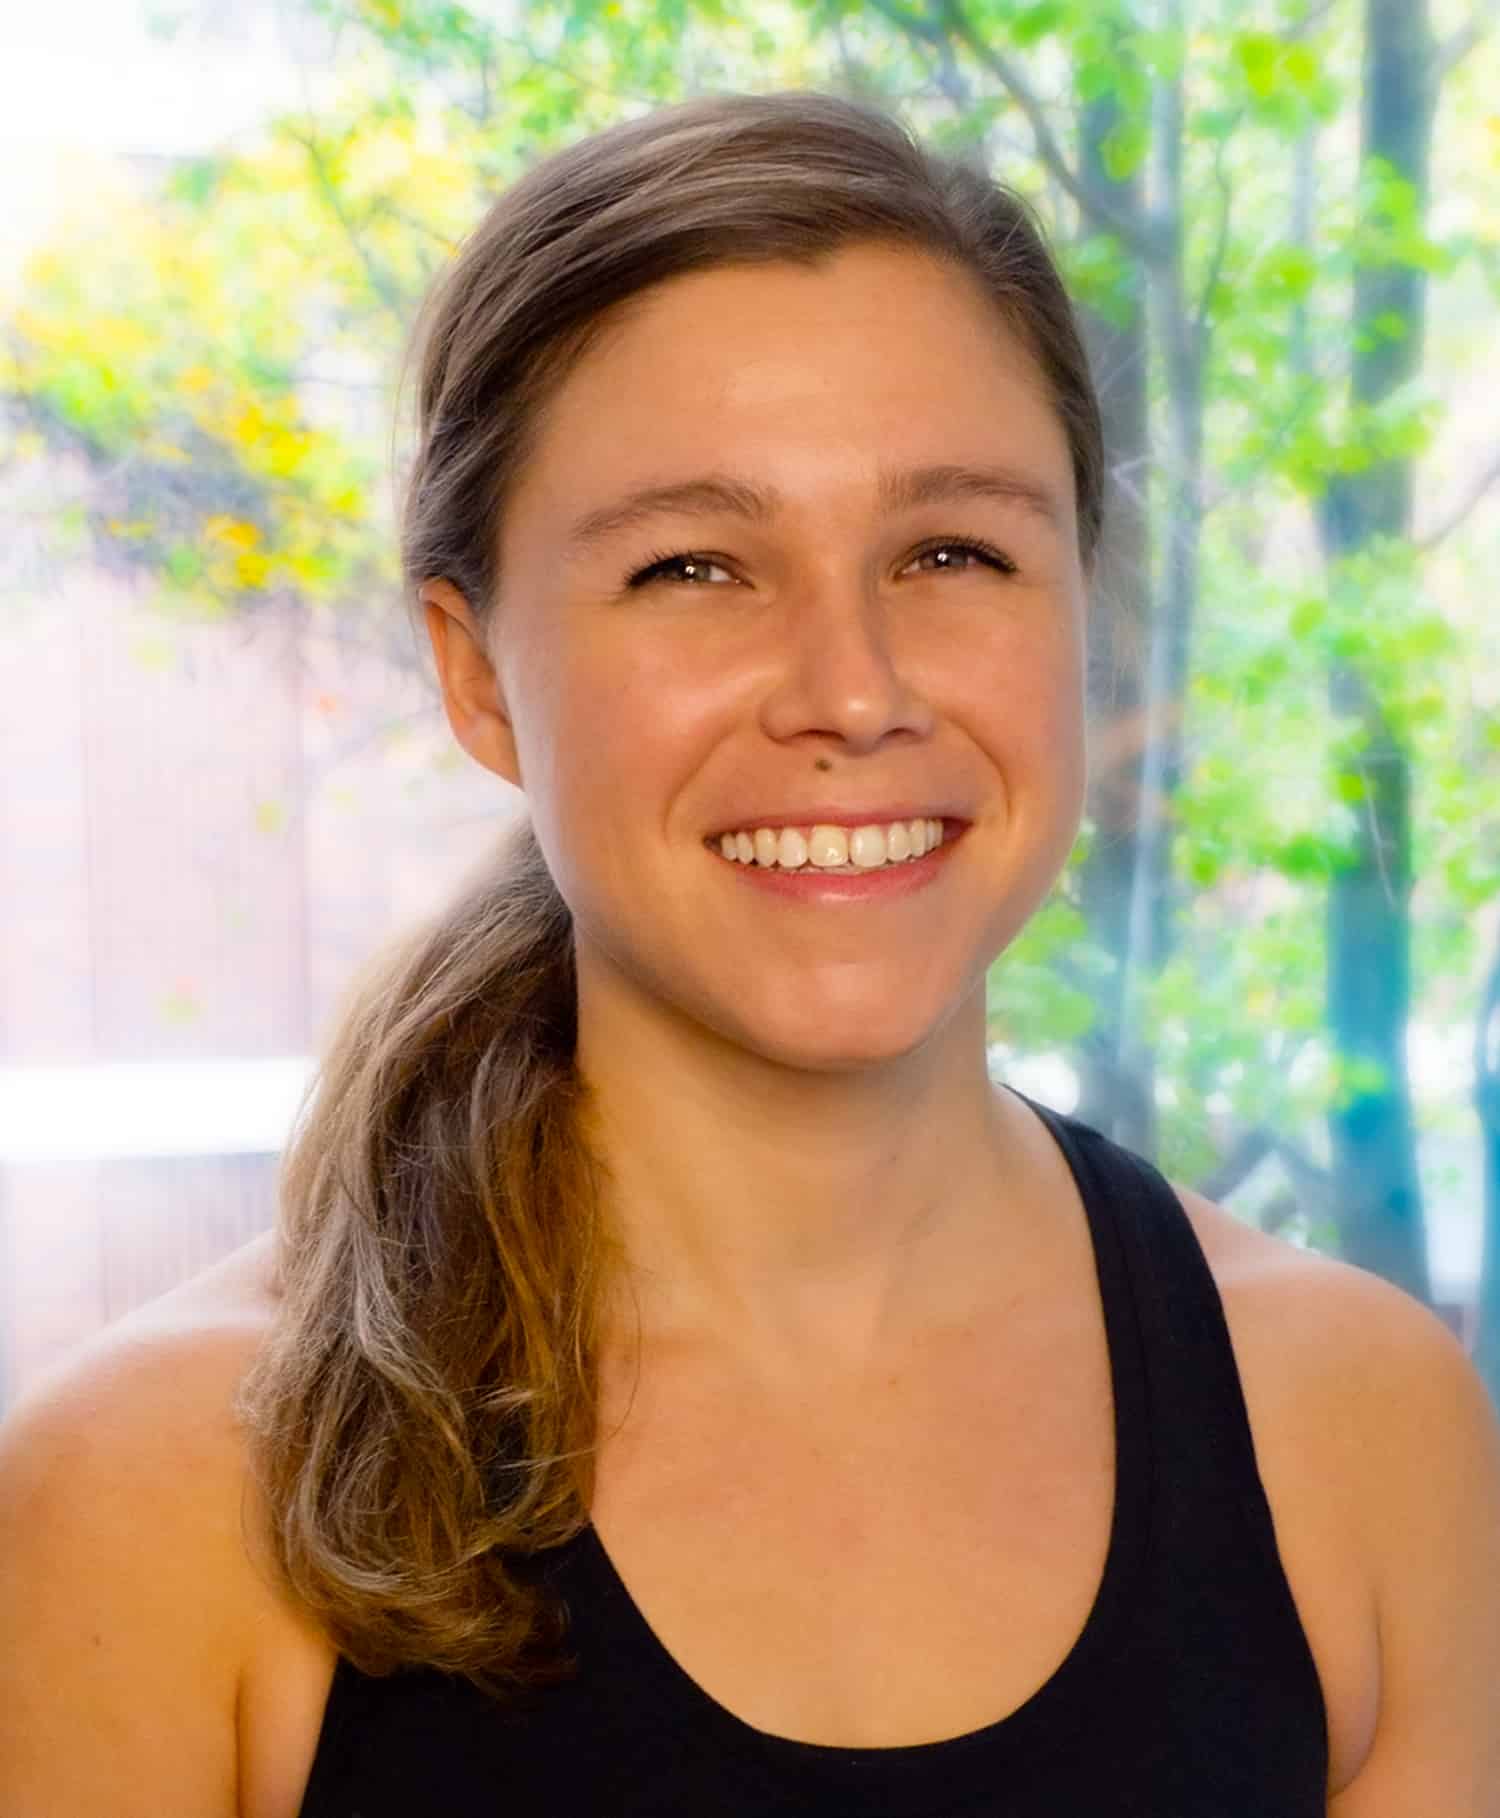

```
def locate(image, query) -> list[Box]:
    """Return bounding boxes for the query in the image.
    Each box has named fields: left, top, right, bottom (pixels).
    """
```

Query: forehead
left=508, top=244, right=1075, bottom=547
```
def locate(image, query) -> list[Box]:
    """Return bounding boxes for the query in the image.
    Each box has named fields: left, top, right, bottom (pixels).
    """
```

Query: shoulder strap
left=1014, top=1090, right=1313, bottom=1594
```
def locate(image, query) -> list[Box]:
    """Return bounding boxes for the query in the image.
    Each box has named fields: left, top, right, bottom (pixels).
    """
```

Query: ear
left=421, top=579, right=524, bottom=791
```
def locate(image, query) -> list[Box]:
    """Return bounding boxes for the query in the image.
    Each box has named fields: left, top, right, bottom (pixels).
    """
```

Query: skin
left=423, top=238, right=1093, bottom=1382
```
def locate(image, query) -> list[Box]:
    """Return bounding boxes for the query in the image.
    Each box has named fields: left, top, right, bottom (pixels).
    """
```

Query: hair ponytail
left=238, top=818, right=618, bottom=1692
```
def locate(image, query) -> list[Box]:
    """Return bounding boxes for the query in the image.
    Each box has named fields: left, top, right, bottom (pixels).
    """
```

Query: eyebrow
left=562, top=461, right=1068, bottom=557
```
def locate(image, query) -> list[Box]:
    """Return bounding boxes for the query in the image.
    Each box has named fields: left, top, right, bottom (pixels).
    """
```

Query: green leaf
left=1234, top=31, right=1280, bottom=99
left=165, top=542, right=204, bottom=585
left=1257, top=245, right=1318, bottom=304
left=1290, top=595, right=1325, bottom=638
left=1010, top=1, right=1064, bottom=47
left=165, top=157, right=221, bottom=208
left=1274, top=832, right=1341, bottom=882
left=1100, top=118, right=1149, bottom=182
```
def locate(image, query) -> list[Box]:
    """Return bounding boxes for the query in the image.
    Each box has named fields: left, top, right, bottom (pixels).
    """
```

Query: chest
left=588, top=1292, right=1116, bottom=1750
left=585, top=1244, right=1380, bottom=1795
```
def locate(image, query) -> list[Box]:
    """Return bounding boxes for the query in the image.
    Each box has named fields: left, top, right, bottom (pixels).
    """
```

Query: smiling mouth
left=706, top=817, right=961, bottom=874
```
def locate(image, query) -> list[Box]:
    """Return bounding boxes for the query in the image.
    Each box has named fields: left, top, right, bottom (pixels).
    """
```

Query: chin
left=719, top=1000, right=949, bottom=1074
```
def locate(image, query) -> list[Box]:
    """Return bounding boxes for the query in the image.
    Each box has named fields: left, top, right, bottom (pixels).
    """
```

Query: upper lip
left=705, top=806, right=971, bottom=839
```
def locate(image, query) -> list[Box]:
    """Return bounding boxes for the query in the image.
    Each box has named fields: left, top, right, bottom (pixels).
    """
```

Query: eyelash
left=623, top=535, right=1019, bottom=590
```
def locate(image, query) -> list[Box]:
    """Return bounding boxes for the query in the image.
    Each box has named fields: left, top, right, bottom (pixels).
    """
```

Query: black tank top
left=295, top=1091, right=1329, bottom=1815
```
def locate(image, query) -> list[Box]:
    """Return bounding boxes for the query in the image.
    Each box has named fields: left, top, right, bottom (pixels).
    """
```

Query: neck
left=574, top=962, right=1044, bottom=1389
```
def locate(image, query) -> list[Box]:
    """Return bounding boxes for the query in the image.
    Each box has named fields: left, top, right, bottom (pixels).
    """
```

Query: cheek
left=958, top=609, right=1084, bottom=739
left=560, top=662, right=683, bottom=794
left=562, top=635, right=726, bottom=784
left=533, top=649, right=701, bottom=900
left=1021, top=659, right=1088, bottom=817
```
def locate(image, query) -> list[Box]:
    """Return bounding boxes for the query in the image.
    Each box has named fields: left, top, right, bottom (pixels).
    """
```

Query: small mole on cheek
left=814, top=758, right=832, bottom=772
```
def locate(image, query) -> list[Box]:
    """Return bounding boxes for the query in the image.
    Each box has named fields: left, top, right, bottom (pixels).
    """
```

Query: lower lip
left=706, top=825, right=965, bottom=902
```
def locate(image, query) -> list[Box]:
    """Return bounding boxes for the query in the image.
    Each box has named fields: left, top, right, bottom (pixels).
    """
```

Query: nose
left=757, top=578, right=936, bottom=756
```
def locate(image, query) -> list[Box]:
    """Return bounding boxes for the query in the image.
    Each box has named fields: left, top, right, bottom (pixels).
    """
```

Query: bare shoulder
left=0, top=1230, right=330, bottom=1818
left=1168, top=1175, right=1487, bottom=1548
left=0, top=1229, right=286, bottom=1594
left=1168, top=1180, right=1420, bottom=1547
left=1170, top=1178, right=1500, bottom=1805
left=0, top=1227, right=284, bottom=1550
left=1170, top=1175, right=1480, bottom=1430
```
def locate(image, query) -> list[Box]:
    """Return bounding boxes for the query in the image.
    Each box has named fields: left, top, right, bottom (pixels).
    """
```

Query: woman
left=3, top=89, right=1498, bottom=1818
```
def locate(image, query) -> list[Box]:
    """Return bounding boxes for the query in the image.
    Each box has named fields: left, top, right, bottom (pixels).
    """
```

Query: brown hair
left=236, top=86, right=1106, bottom=1699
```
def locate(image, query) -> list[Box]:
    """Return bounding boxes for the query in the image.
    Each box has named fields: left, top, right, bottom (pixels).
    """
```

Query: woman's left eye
left=623, top=537, right=1017, bottom=590
left=906, top=537, right=1017, bottom=577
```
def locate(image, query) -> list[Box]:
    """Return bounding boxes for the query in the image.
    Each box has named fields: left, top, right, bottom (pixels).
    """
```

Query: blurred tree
left=1310, top=0, right=1495, bottom=1311
left=1315, top=0, right=1438, bottom=1301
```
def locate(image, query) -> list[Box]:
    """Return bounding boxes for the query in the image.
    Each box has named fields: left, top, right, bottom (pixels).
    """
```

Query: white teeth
left=808, top=826, right=849, bottom=868
left=714, top=818, right=947, bottom=871
left=777, top=827, right=808, bottom=869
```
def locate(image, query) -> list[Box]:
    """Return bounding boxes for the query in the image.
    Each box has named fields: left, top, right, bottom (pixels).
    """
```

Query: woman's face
left=435, top=240, right=1089, bottom=1071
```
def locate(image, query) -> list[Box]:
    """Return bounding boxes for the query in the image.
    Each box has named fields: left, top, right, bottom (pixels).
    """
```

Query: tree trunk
left=1073, top=41, right=1154, bottom=1150
left=1315, top=0, right=1433, bottom=1303
left=1110, top=0, right=1204, bottom=1161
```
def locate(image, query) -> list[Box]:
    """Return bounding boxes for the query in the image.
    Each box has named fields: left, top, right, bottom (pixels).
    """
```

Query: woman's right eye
left=624, top=549, right=735, bottom=589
